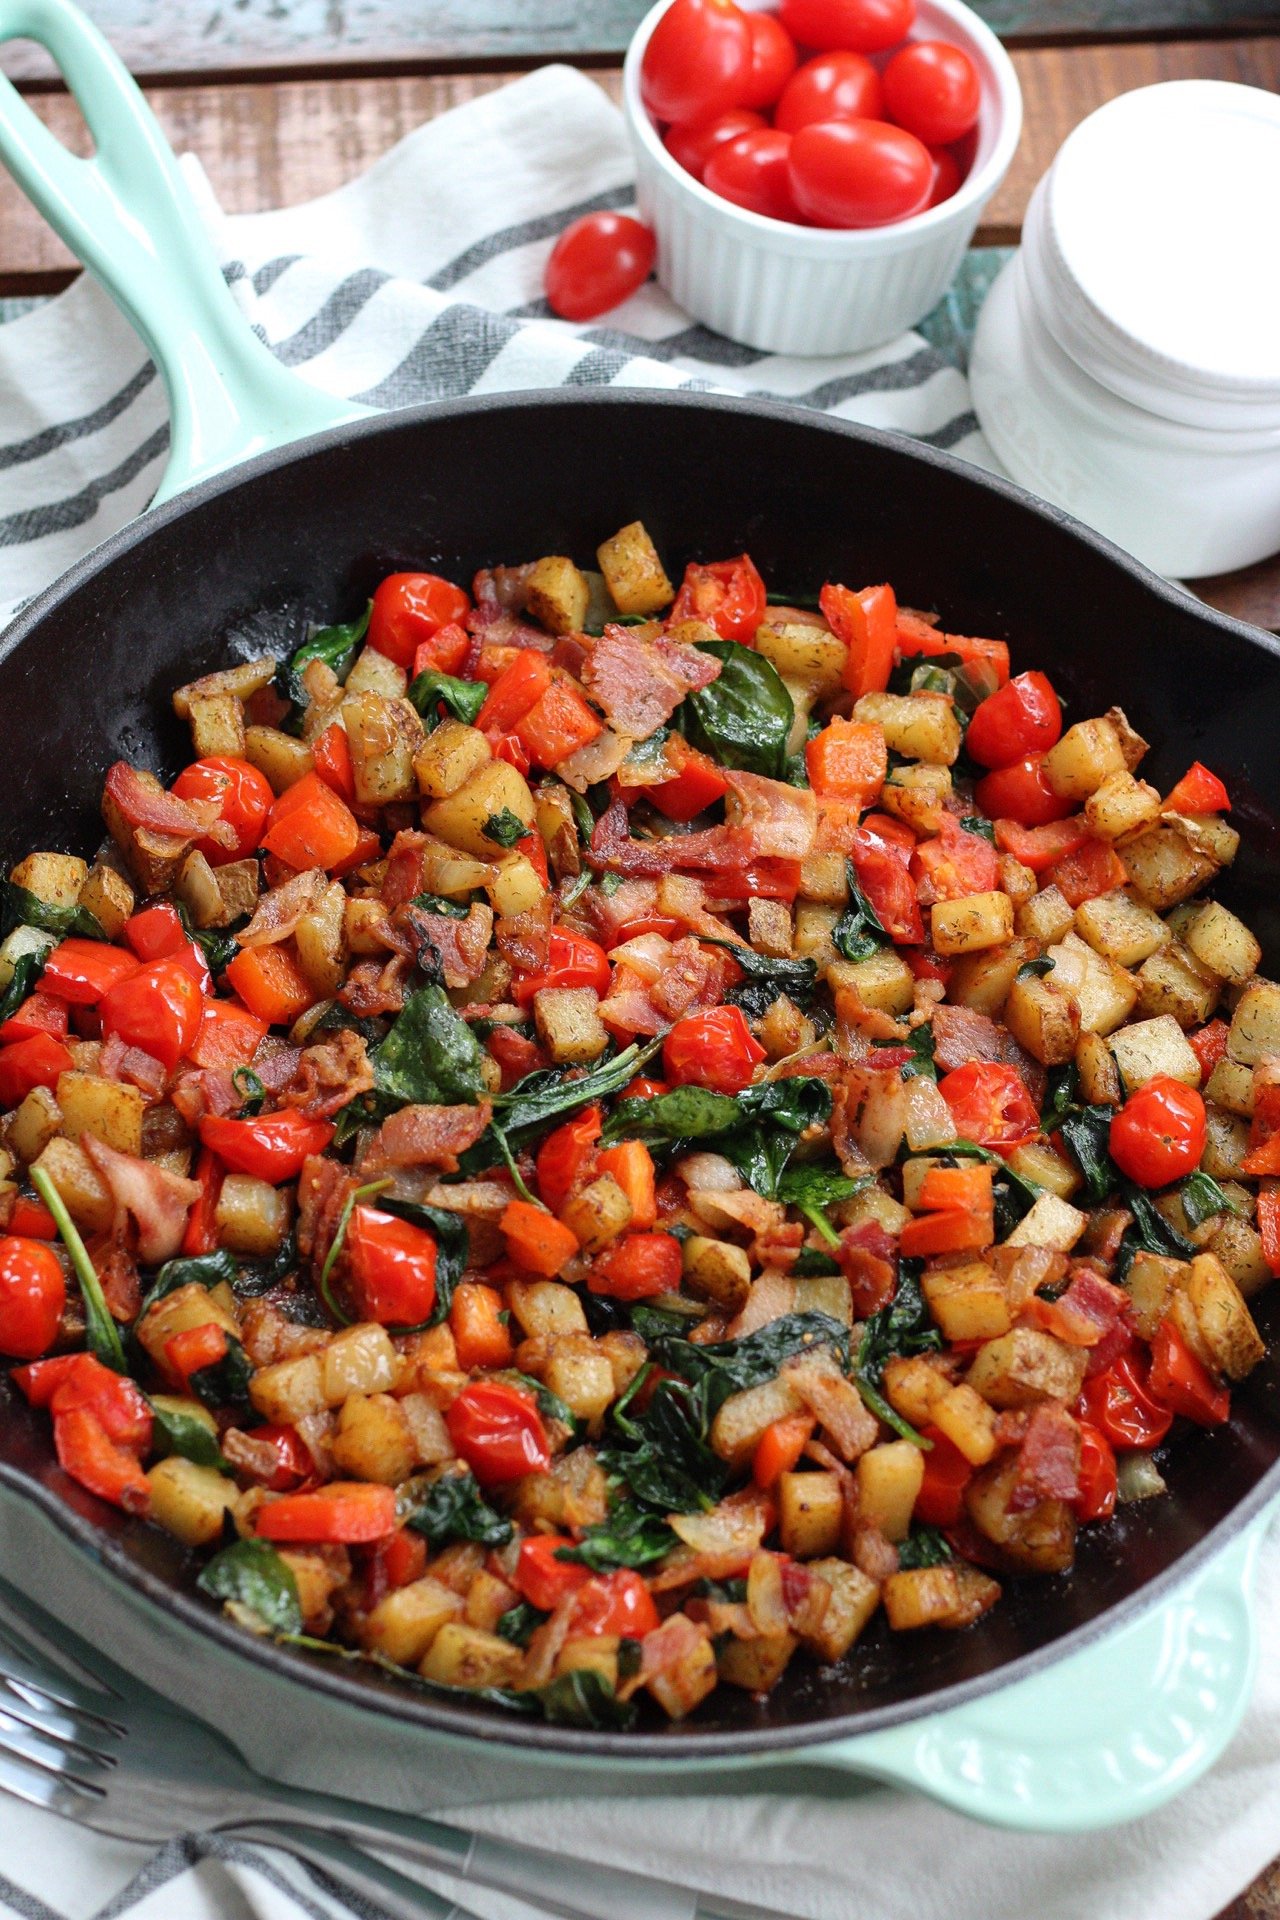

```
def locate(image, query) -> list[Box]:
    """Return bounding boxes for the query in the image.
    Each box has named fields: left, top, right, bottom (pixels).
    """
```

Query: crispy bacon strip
left=363, top=1100, right=493, bottom=1174
left=398, top=901, right=494, bottom=989
left=1007, top=1404, right=1081, bottom=1513
left=582, top=624, right=720, bottom=739
left=103, top=761, right=235, bottom=849
left=724, top=769, right=818, bottom=860
left=237, top=869, right=327, bottom=948
left=589, top=798, right=752, bottom=877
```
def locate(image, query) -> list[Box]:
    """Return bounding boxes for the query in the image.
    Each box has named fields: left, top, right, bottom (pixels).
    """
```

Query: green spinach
left=679, top=641, right=794, bottom=780
left=481, top=808, right=530, bottom=849
left=407, top=1469, right=512, bottom=1549
left=897, top=1525, right=954, bottom=1569
left=276, top=602, right=371, bottom=727
left=556, top=1495, right=676, bottom=1572
left=858, top=1263, right=942, bottom=1385
left=407, top=668, right=487, bottom=729
left=369, top=985, right=488, bottom=1111
left=832, top=867, right=888, bottom=963
left=149, top=1399, right=228, bottom=1472
left=1180, top=1169, right=1239, bottom=1229
left=777, top=1162, right=869, bottom=1249
left=198, top=1539, right=303, bottom=1634
left=0, top=882, right=104, bottom=943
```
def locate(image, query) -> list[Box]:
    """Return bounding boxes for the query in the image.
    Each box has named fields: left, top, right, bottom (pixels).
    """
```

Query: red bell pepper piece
left=261, top=772, right=361, bottom=872
left=477, top=651, right=553, bottom=735
left=514, top=679, right=602, bottom=769
left=588, top=1231, right=683, bottom=1300
left=188, top=998, right=269, bottom=1071
left=0, top=1031, right=74, bottom=1106
left=515, top=1534, right=592, bottom=1611
left=805, top=718, right=887, bottom=806
left=753, top=1412, right=816, bottom=1489
left=1163, top=761, right=1230, bottom=814
left=164, top=1322, right=229, bottom=1385
left=8, top=1195, right=58, bottom=1240
left=570, top=1569, right=660, bottom=1639
left=914, top=1427, right=973, bottom=1525
left=0, top=993, right=69, bottom=1045
left=450, top=1281, right=516, bottom=1371
left=39, top=939, right=140, bottom=1006
left=311, top=722, right=357, bottom=805
left=1148, top=1319, right=1230, bottom=1426
left=535, top=1106, right=602, bottom=1213
left=500, top=1199, right=580, bottom=1278
left=992, top=813, right=1089, bottom=872
left=224, top=945, right=317, bottom=1026
left=54, top=1406, right=150, bottom=1512
left=1047, top=835, right=1128, bottom=907
left=822, top=581, right=897, bottom=698
left=256, top=1481, right=398, bottom=1544
left=647, top=738, right=730, bottom=822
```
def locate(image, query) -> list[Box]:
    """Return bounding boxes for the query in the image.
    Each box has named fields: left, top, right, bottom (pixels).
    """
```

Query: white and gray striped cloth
left=1, top=59, right=1279, bottom=1920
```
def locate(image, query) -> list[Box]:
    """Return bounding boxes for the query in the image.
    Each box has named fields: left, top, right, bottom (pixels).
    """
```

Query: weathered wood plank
left=1, top=0, right=1279, bottom=84
left=3, top=35, right=1278, bottom=290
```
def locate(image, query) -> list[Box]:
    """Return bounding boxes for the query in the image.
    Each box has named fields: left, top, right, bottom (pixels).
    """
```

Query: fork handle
left=232, top=1822, right=473, bottom=1920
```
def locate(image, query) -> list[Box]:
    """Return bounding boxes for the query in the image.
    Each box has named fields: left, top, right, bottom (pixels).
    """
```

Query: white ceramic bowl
left=623, top=0, right=1023, bottom=356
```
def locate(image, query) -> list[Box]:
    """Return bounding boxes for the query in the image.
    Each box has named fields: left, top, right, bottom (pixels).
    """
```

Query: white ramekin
left=622, top=0, right=1022, bottom=357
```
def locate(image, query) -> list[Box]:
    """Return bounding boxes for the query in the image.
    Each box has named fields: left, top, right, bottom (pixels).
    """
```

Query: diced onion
left=678, top=1152, right=742, bottom=1193
left=605, top=932, right=672, bottom=982
left=1116, top=1451, right=1168, bottom=1504
left=903, top=1075, right=956, bottom=1150
left=855, top=1073, right=907, bottom=1168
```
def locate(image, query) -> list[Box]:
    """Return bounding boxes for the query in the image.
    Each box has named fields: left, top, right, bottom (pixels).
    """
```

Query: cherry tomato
left=778, top=0, right=916, bottom=53
left=774, top=51, right=883, bottom=135
left=512, top=929, right=611, bottom=1006
left=171, top=756, right=275, bottom=867
left=883, top=40, right=981, bottom=148
left=704, top=127, right=802, bottom=221
left=738, top=10, right=798, bottom=108
left=914, top=1426, right=973, bottom=1525
left=248, top=1422, right=314, bottom=1492
left=925, top=145, right=962, bottom=208
left=535, top=1106, right=602, bottom=1214
left=198, top=1110, right=336, bottom=1184
left=789, top=118, right=933, bottom=228
left=367, top=573, right=470, bottom=670
left=1109, top=1077, right=1206, bottom=1188
left=515, top=1534, right=591, bottom=1611
left=0, top=1032, right=73, bottom=1107
left=664, top=1004, right=765, bottom=1093
left=39, top=939, right=139, bottom=1007
left=938, top=1061, right=1038, bottom=1155
left=544, top=213, right=657, bottom=322
left=347, top=1205, right=438, bottom=1328
left=964, top=671, right=1063, bottom=770
left=850, top=826, right=923, bottom=944
left=664, top=107, right=766, bottom=180
left=99, top=957, right=203, bottom=1074
left=445, top=1381, right=551, bottom=1487
left=1148, top=1318, right=1230, bottom=1427
left=571, top=1569, right=661, bottom=1638
left=1074, top=1423, right=1118, bottom=1523
left=641, top=0, right=754, bottom=126
left=670, top=553, right=767, bottom=643
left=0, top=1237, right=65, bottom=1360
left=974, top=753, right=1077, bottom=827
left=588, top=1230, right=684, bottom=1300
left=1078, top=1350, right=1173, bottom=1450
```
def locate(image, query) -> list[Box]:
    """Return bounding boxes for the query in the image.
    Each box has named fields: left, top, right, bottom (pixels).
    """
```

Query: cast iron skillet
left=1, top=386, right=1279, bottom=1756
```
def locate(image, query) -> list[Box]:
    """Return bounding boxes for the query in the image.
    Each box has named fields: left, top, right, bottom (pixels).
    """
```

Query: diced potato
left=293, top=880, right=347, bottom=996
left=1183, top=902, right=1261, bottom=985
left=101, top=777, right=192, bottom=895
left=717, top=1631, right=797, bottom=1693
left=343, top=692, right=423, bottom=806
left=1226, top=979, right=1280, bottom=1067
left=1169, top=811, right=1239, bottom=866
left=642, top=1619, right=718, bottom=1719
left=931, top=891, right=1014, bottom=957
left=1209, top=1214, right=1271, bottom=1299
left=362, top=1576, right=463, bottom=1666
left=1206, top=1055, right=1254, bottom=1117
left=855, top=1441, right=925, bottom=1542
left=711, top=1375, right=803, bottom=1470
left=880, top=762, right=951, bottom=835
left=999, top=855, right=1038, bottom=910
left=1083, top=770, right=1162, bottom=841
left=882, top=1354, right=952, bottom=1428
left=187, top=691, right=246, bottom=758
left=556, top=1635, right=623, bottom=1688
left=747, top=898, right=793, bottom=959
left=596, top=521, right=674, bottom=616
left=843, top=1183, right=910, bottom=1237
left=794, top=902, right=842, bottom=964
left=802, top=1559, right=880, bottom=1662
left=465, top=1570, right=519, bottom=1635
left=1186, top=1251, right=1265, bottom=1378
left=330, top=1392, right=418, bottom=1484
left=10, top=852, right=87, bottom=908
left=1045, top=931, right=1137, bottom=1034
left=343, top=897, right=395, bottom=956
left=852, top=691, right=961, bottom=765
left=1135, top=941, right=1219, bottom=1028
left=1110, top=1014, right=1201, bottom=1090
left=30, top=1136, right=114, bottom=1232
left=1102, top=705, right=1149, bottom=771
left=1042, top=717, right=1126, bottom=799
left=1124, top=1251, right=1188, bottom=1340
left=76, top=863, right=135, bottom=939
left=1015, top=885, right=1074, bottom=945
left=932, top=1382, right=999, bottom=1465
left=826, top=947, right=914, bottom=1013
left=146, top=1457, right=238, bottom=1548
left=55, top=1071, right=144, bottom=1155
left=757, top=995, right=816, bottom=1060
left=1007, top=1138, right=1081, bottom=1199
left=1121, top=822, right=1218, bottom=910
left=525, top=555, right=590, bottom=635
left=487, top=852, right=545, bottom=918
left=683, top=1234, right=751, bottom=1314
left=755, top=622, right=847, bottom=697
left=967, top=1327, right=1087, bottom=1407
left=778, top=1470, right=843, bottom=1559
left=965, top=1456, right=1076, bottom=1573
left=507, top=1279, right=588, bottom=1338
left=170, top=848, right=223, bottom=931
left=1004, top=970, right=1080, bottom=1065
left=344, top=647, right=407, bottom=699
left=1004, top=1191, right=1087, bottom=1252
left=10, top=1087, right=63, bottom=1163
left=544, top=1335, right=616, bottom=1427
left=533, top=987, right=608, bottom=1065
left=214, top=859, right=261, bottom=923
left=922, top=1261, right=1011, bottom=1343
left=243, top=724, right=313, bottom=795
left=1075, top=1029, right=1122, bottom=1105
left=214, top=1173, right=292, bottom=1257
left=139, top=1280, right=242, bottom=1377
left=419, top=1622, right=525, bottom=1690
left=1074, top=889, right=1168, bottom=968
left=173, top=656, right=275, bottom=719
left=414, top=721, right=492, bottom=802
left=798, top=850, right=849, bottom=906
left=947, top=938, right=1038, bottom=1018
left=1202, top=1105, right=1250, bottom=1181
left=321, top=1323, right=398, bottom=1402
left=883, top=1563, right=1003, bottom=1629
left=560, top=1173, right=632, bottom=1252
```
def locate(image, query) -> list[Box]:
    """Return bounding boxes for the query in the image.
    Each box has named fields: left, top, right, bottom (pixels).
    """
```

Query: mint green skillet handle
left=0, top=0, right=370, bottom=503
left=805, top=1507, right=1273, bottom=1833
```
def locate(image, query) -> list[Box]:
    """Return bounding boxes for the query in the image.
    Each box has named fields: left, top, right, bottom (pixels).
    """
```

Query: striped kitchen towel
left=0, top=62, right=994, bottom=625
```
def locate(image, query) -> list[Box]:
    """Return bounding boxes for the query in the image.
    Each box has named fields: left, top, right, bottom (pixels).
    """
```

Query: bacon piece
left=380, top=831, right=430, bottom=912
left=296, top=1152, right=357, bottom=1275
left=494, top=898, right=553, bottom=975
left=589, top=798, right=751, bottom=877
left=1024, top=1267, right=1128, bottom=1348
left=91, top=1225, right=140, bottom=1322
left=103, top=761, right=235, bottom=849
left=237, top=868, right=327, bottom=949
left=80, top=1137, right=201, bottom=1265
left=931, top=1003, right=1004, bottom=1073
left=836, top=1226, right=896, bottom=1317
left=784, top=1357, right=878, bottom=1462
left=279, top=1029, right=375, bottom=1119
left=339, top=954, right=411, bottom=1017
left=648, top=937, right=729, bottom=1022
left=584, top=877, right=662, bottom=945
left=472, top=563, right=534, bottom=616
left=555, top=724, right=635, bottom=793
left=582, top=624, right=721, bottom=739
left=724, top=770, right=818, bottom=861
left=99, top=1030, right=167, bottom=1096
left=598, top=968, right=666, bottom=1039
left=486, top=1025, right=546, bottom=1088
left=850, top=1522, right=899, bottom=1584
left=1007, top=1404, right=1081, bottom=1513
left=222, top=1425, right=306, bottom=1486
left=363, top=1100, right=493, bottom=1175
left=398, top=901, right=494, bottom=989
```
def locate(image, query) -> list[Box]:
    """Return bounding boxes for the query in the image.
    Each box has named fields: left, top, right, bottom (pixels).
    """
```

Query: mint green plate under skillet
left=0, top=0, right=1275, bottom=1835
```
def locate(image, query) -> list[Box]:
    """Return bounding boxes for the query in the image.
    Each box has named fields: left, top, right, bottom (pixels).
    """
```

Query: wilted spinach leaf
left=407, top=668, right=487, bottom=729
left=370, top=985, right=487, bottom=1110
left=874, top=1023, right=936, bottom=1081
left=149, top=1400, right=228, bottom=1472
left=858, top=1263, right=942, bottom=1385
left=409, top=891, right=469, bottom=920
left=1058, top=1104, right=1119, bottom=1206
left=408, top=1469, right=512, bottom=1548
left=188, top=1337, right=255, bottom=1419
left=897, top=1525, right=954, bottom=1569
left=680, top=641, right=794, bottom=780
left=276, top=602, right=371, bottom=727
left=959, top=815, right=997, bottom=845
left=0, top=943, right=50, bottom=1023
left=198, top=1539, right=302, bottom=1634
left=778, top=1161, right=869, bottom=1248
left=481, top=807, right=530, bottom=849
left=557, top=1495, right=676, bottom=1572
left=832, top=867, right=888, bottom=963
left=1180, top=1169, right=1238, bottom=1229
left=1, top=882, right=104, bottom=943
left=137, top=1249, right=239, bottom=1320
left=495, top=1600, right=546, bottom=1647
left=1041, top=1062, right=1079, bottom=1130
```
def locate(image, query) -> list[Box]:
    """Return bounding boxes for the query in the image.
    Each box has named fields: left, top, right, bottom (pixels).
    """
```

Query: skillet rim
left=1, top=385, right=1277, bottom=1759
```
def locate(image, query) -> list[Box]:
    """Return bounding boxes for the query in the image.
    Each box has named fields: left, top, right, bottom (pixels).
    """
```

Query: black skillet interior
left=1, top=390, right=1278, bottom=1758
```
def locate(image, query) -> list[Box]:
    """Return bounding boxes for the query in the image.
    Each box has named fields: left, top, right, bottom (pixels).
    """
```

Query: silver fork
left=0, top=1577, right=765, bottom=1920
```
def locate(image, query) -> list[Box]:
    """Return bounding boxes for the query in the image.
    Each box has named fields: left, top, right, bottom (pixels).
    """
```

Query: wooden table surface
left=0, top=4, right=1278, bottom=1904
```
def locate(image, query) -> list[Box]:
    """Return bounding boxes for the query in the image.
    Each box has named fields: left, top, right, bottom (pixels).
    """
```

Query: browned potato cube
left=596, top=521, right=674, bottom=616
left=931, top=892, right=1014, bottom=957
left=717, top=1632, right=797, bottom=1693
left=1186, top=1251, right=1266, bottom=1379
left=855, top=1441, right=925, bottom=1541
left=187, top=691, right=246, bottom=758
left=1042, top=717, right=1126, bottom=799
left=778, top=1470, right=843, bottom=1559
left=922, top=1262, right=1011, bottom=1343
left=682, top=1234, right=751, bottom=1314
left=362, top=1577, right=463, bottom=1666
left=966, top=1328, right=1087, bottom=1408
left=534, top=987, right=609, bottom=1065
left=801, top=1560, right=881, bottom=1661
left=931, top=1382, right=998, bottom=1466
left=1004, top=970, right=1081, bottom=1065
left=525, top=556, right=590, bottom=635
left=419, top=1623, right=524, bottom=1690
left=966, top=1456, right=1076, bottom=1573
left=883, top=1563, right=1002, bottom=1629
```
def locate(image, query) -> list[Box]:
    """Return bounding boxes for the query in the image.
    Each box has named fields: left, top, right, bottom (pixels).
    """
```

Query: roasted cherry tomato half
left=664, top=1004, right=766, bottom=1093
left=171, top=756, right=275, bottom=866
left=0, top=1236, right=66, bottom=1361
left=938, top=1061, right=1039, bottom=1156
left=347, top=1205, right=438, bottom=1328
left=1078, top=1350, right=1173, bottom=1451
left=670, top=553, right=767, bottom=644
left=445, top=1380, right=551, bottom=1487
left=99, top=957, right=204, bottom=1074
left=367, top=572, right=470, bottom=670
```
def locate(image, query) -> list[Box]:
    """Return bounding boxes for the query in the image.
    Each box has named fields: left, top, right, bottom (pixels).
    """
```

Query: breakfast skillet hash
left=0, top=522, right=1271, bottom=1728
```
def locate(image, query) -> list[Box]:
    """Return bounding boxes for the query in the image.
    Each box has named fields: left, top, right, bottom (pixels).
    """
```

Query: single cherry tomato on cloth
left=1077, top=1349, right=1173, bottom=1450
left=545, top=212, right=657, bottom=322
left=39, top=939, right=139, bottom=1007
left=1073, top=1423, right=1118, bottom=1523
left=100, top=957, right=204, bottom=1074
left=665, top=1004, right=765, bottom=1092
left=171, top=756, right=274, bottom=866
left=778, top=0, right=916, bottom=52
left=938, top=1061, right=1038, bottom=1156
left=256, top=1481, right=398, bottom=1545
left=737, top=9, right=798, bottom=108
left=924, top=144, right=962, bottom=208
left=0, top=1237, right=65, bottom=1360
left=882, top=39, right=981, bottom=147
left=976, top=754, right=1078, bottom=828
left=347, top=1205, right=438, bottom=1328
left=515, top=1534, right=591, bottom=1611
left=1148, top=1317, right=1230, bottom=1427
left=775, top=51, right=883, bottom=134
left=446, top=1380, right=551, bottom=1487
left=572, top=1569, right=661, bottom=1639
left=198, top=1109, right=335, bottom=1184
left=789, top=119, right=933, bottom=229
left=0, top=1031, right=74, bottom=1107
left=964, top=670, right=1063, bottom=770
left=641, top=0, right=754, bottom=126
left=1109, top=1076, right=1206, bottom=1188
left=665, top=107, right=766, bottom=179
left=367, top=572, right=470, bottom=670
left=670, top=553, right=767, bottom=644
left=705, top=127, right=803, bottom=221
